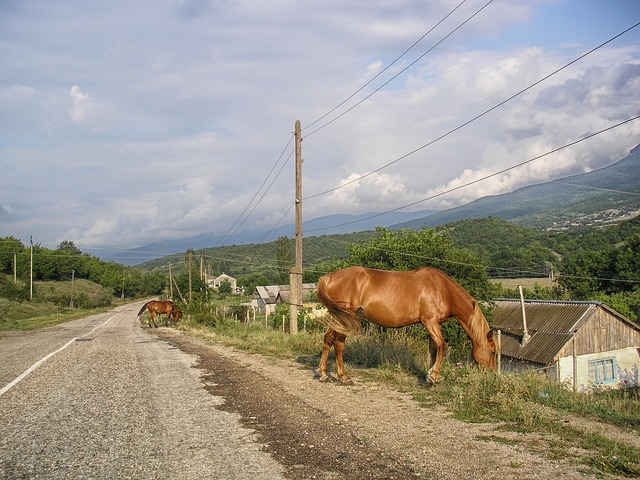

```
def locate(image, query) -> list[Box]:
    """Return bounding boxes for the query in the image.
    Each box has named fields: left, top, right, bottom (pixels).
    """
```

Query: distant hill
left=96, top=209, right=436, bottom=265
left=391, top=144, right=640, bottom=231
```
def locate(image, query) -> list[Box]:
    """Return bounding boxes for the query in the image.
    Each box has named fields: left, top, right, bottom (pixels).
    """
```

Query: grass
left=177, top=316, right=640, bottom=478
left=1, top=278, right=121, bottom=331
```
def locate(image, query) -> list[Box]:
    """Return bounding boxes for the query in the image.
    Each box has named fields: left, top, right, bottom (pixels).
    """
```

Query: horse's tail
left=317, top=274, right=361, bottom=336
left=137, top=302, right=149, bottom=317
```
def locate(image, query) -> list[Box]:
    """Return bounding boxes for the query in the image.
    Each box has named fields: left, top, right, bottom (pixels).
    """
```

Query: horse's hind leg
left=149, top=311, right=157, bottom=328
left=318, top=329, right=351, bottom=384
left=318, top=329, right=334, bottom=382
left=333, top=332, right=352, bottom=384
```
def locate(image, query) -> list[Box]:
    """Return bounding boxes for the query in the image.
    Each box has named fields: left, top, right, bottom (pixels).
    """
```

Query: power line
left=215, top=134, right=295, bottom=247
left=258, top=202, right=295, bottom=244
left=304, top=0, right=471, bottom=131
left=305, top=20, right=640, bottom=201
left=305, top=0, right=495, bottom=138
left=305, top=114, right=640, bottom=234
left=252, top=1, right=482, bottom=246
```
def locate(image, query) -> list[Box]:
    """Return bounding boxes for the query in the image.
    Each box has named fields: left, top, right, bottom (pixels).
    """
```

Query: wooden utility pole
left=29, top=236, right=33, bottom=300
left=121, top=268, right=125, bottom=300
left=289, top=120, right=303, bottom=335
left=70, top=269, right=75, bottom=308
left=13, top=252, right=16, bottom=284
left=169, top=262, right=173, bottom=300
left=200, top=250, right=204, bottom=281
left=188, top=250, right=193, bottom=303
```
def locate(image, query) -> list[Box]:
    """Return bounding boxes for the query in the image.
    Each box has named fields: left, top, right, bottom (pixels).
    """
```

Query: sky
left=2, top=0, right=640, bottom=256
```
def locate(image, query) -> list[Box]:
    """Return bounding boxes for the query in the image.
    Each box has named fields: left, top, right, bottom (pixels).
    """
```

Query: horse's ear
left=487, top=330, right=494, bottom=341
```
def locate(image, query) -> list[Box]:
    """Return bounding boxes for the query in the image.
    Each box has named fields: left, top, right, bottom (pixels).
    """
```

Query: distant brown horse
left=137, top=300, right=180, bottom=328
left=317, top=266, right=497, bottom=384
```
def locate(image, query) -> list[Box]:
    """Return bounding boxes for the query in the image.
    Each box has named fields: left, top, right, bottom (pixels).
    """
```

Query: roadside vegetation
left=176, top=310, right=640, bottom=478
left=4, top=216, right=640, bottom=476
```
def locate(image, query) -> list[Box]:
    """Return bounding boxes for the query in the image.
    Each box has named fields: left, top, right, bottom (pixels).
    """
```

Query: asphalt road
left=0, top=302, right=286, bottom=480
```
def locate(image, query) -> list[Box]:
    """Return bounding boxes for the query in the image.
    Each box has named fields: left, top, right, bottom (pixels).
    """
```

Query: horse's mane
left=467, top=300, right=486, bottom=336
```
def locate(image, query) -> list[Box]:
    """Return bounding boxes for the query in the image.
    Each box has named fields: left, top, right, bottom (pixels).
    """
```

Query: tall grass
left=425, top=367, right=640, bottom=476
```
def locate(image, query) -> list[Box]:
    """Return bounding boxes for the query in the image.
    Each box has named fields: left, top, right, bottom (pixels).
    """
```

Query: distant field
left=490, top=277, right=554, bottom=289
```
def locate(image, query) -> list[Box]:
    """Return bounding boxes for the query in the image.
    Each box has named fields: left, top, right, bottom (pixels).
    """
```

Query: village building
left=491, top=299, right=640, bottom=391
left=251, top=283, right=324, bottom=317
left=275, top=284, right=326, bottom=318
left=205, top=272, right=237, bottom=292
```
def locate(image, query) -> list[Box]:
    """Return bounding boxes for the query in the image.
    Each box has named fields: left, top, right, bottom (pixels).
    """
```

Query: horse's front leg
left=423, top=321, right=447, bottom=384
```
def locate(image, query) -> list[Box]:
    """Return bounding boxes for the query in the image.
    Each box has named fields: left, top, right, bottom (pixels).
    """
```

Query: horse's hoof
left=341, top=378, right=354, bottom=386
left=319, top=375, right=330, bottom=383
left=426, top=375, right=443, bottom=386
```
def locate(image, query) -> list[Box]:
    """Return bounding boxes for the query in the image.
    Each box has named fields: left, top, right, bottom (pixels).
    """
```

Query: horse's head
left=473, top=330, right=497, bottom=370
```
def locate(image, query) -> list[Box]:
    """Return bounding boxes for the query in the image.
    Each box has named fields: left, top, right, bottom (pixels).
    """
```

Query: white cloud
left=68, top=85, right=91, bottom=122
left=2, top=0, right=640, bottom=251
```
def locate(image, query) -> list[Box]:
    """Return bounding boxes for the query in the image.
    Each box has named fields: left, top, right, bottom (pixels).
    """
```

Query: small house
left=491, top=299, right=640, bottom=391
left=275, top=283, right=326, bottom=318
left=252, top=283, right=326, bottom=317
left=212, top=273, right=237, bottom=292
left=251, top=285, right=286, bottom=316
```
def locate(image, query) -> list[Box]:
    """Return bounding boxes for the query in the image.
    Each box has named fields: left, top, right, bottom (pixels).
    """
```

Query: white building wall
left=558, top=346, right=640, bottom=391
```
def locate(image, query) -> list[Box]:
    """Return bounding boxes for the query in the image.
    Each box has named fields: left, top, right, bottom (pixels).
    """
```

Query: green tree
left=608, top=234, right=640, bottom=292
left=344, top=227, right=493, bottom=299
left=142, top=271, right=167, bottom=296
left=56, top=240, right=82, bottom=255
left=275, top=236, right=292, bottom=283
left=0, top=236, right=25, bottom=274
left=237, top=273, right=270, bottom=297
left=218, top=280, right=233, bottom=296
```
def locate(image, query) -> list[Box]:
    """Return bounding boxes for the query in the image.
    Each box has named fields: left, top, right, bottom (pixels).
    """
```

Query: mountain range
left=97, top=209, right=437, bottom=265
left=391, top=143, right=640, bottom=231
left=95, top=143, right=640, bottom=265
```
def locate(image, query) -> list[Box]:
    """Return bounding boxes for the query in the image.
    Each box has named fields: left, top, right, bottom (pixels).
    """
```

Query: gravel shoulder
left=152, top=327, right=638, bottom=480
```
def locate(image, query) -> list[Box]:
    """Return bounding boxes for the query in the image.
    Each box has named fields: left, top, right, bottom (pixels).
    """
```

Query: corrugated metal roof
left=491, top=300, right=598, bottom=365
left=254, top=284, right=318, bottom=304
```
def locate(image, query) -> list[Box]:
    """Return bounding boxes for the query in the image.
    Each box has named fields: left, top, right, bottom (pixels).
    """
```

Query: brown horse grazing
left=317, top=266, right=497, bottom=384
left=137, top=300, right=179, bottom=328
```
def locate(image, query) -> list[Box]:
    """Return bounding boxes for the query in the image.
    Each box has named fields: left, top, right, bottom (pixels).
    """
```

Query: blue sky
left=1, top=0, right=639, bottom=255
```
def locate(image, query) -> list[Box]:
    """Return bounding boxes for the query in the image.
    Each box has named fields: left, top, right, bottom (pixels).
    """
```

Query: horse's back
left=327, top=266, right=456, bottom=296
left=322, top=266, right=474, bottom=320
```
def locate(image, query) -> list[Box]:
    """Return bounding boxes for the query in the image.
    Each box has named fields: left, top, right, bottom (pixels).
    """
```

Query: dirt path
left=152, top=328, right=633, bottom=480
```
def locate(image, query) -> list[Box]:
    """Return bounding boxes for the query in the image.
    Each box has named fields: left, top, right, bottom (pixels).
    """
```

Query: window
left=588, top=358, right=616, bottom=384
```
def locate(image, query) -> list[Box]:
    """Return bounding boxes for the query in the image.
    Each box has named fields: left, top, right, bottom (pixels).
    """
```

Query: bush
left=0, top=276, right=30, bottom=301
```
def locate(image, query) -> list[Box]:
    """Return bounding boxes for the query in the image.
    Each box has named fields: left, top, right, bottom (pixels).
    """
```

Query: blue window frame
left=588, top=358, right=616, bottom=384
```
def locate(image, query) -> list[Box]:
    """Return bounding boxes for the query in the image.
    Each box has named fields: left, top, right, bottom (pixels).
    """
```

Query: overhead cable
left=305, top=0, right=495, bottom=138
left=305, top=114, right=640, bottom=234
left=305, top=20, right=640, bottom=201
left=304, top=0, right=471, bottom=131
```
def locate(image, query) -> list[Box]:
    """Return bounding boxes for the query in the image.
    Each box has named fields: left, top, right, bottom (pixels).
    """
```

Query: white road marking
left=0, top=312, right=121, bottom=397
